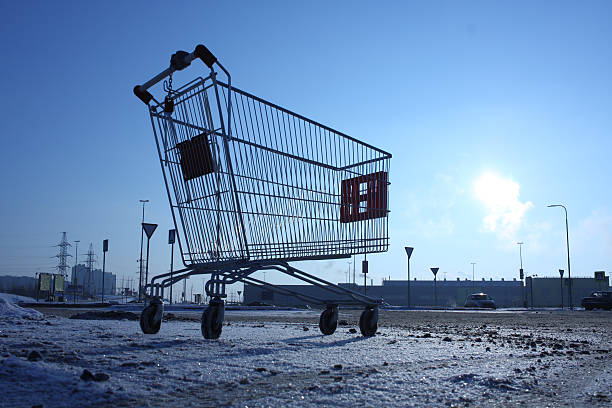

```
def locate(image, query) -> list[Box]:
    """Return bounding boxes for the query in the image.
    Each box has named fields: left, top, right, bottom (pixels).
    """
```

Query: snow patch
left=0, top=293, right=42, bottom=319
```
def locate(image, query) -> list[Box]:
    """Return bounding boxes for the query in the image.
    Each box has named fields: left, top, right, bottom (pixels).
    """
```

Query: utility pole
left=84, top=243, right=96, bottom=300
left=54, top=232, right=72, bottom=281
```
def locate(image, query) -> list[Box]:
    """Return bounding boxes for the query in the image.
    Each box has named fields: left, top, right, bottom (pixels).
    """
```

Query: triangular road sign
left=430, top=267, right=439, bottom=276
left=142, top=223, right=158, bottom=239
left=404, top=247, right=414, bottom=259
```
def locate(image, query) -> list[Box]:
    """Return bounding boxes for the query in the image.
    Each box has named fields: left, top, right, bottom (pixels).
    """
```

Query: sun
left=474, top=172, right=519, bottom=208
left=473, top=172, right=533, bottom=239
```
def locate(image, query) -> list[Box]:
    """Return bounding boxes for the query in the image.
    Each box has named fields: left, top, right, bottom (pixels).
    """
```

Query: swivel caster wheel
left=359, top=307, right=378, bottom=337
left=140, top=299, right=163, bottom=334
left=201, top=298, right=225, bottom=339
left=319, top=305, right=338, bottom=335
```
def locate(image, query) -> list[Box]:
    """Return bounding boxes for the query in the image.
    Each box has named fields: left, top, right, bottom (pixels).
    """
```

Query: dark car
left=464, top=293, right=496, bottom=309
left=581, top=291, right=612, bottom=310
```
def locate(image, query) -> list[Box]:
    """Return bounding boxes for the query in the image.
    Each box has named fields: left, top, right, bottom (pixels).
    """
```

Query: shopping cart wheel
left=140, top=299, right=163, bottom=334
left=359, top=307, right=378, bottom=337
left=201, top=299, right=224, bottom=339
left=319, top=305, right=338, bottom=335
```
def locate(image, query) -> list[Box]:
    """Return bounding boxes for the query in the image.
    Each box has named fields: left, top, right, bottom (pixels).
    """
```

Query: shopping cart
left=133, top=44, right=391, bottom=338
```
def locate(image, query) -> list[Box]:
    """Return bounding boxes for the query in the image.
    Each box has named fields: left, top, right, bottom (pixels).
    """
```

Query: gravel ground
left=1, top=307, right=610, bottom=407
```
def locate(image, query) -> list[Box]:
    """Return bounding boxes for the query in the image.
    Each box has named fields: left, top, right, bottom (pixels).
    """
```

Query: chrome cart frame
left=133, top=44, right=391, bottom=338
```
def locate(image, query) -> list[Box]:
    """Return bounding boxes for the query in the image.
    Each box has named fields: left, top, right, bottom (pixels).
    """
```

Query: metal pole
left=407, top=257, right=410, bottom=307
left=145, top=236, right=151, bottom=301
left=74, top=241, right=79, bottom=304
left=548, top=204, right=572, bottom=309
left=102, top=251, right=106, bottom=302
left=169, top=241, right=174, bottom=305
left=405, top=247, right=413, bottom=308
left=559, top=269, right=564, bottom=309
left=431, top=268, right=439, bottom=307
left=138, top=199, right=148, bottom=302
left=471, top=262, right=476, bottom=289
left=564, top=208, right=572, bottom=309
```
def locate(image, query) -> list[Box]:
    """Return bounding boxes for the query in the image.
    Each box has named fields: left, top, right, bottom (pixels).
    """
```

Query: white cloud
left=474, top=172, right=533, bottom=242
left=574, top=210, right=612, bottom=257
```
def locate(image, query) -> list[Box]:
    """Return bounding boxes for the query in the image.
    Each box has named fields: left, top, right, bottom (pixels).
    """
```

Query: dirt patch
left=69, top=311, right=139, bottom=321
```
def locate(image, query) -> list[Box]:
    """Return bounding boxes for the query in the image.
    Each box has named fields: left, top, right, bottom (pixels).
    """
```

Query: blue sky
left=1, top=1, right=610, bottom=297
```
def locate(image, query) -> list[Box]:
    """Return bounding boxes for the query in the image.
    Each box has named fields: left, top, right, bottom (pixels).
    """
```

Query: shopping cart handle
left=133, top=44, right=218, bottom=105
left=194, top=44, right=217, bottom=68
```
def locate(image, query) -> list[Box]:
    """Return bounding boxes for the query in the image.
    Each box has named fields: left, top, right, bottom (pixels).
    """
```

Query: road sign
left=103, top=239, right=109, bottom=252
left=559, top=269, right=564, bottom=278
left=362, top=260, right=369, bottom=274
left=519, top=268, right=524, bottom=280
left=168, top=229, right=176, bottom=245
left=430, top=267, right=439, bottom=277
left=404, top=247, right=414, bottom=259
left=142, top=223, right=158, bottom=239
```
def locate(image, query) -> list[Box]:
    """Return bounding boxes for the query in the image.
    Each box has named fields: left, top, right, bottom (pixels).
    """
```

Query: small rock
left=239, top=378, right=249, bottom=384
left=422, top=333, right=432, bottom=338
left=383, top=362, right=389, bottom=366
left=333, top=364, right=343, bottom=370
left=486, top=347, right=491, bottom=352
left=348, top=328, right=357, bottom=334
left=269, top=370, right=278, bottom=376
left=302, top=326, right=309, bottom=331
left=93, top=373, right=110, bottom=382
left=31, top=405, right=43, bottom=408
left=333, top=376, right=342, bottom=382
left=254, top=367, right=267, bottom=373
left=27, top=350, right=43, bottom=362
left=338, top=320, right=349, bottom=326
left=80, top=369, right=94, bottom=381
left=442, top=337, right=452, bottom=342
left=319, top=369, right=330, bottom=375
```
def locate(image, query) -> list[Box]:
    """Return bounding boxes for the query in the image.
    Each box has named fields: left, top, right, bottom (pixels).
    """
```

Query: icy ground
left=0, top=304, right=611, bottom=407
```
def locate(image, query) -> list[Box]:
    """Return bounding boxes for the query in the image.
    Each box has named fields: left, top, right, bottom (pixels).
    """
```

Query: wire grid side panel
left=151, top=78, right=247, bottom=265
left=220, top=84, right=390, bottom=261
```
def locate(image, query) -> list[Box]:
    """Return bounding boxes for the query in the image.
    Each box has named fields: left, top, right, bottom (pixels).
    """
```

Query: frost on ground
left=0, top=293, right=41, bottom=319
left=0, top=302, right=611, bottom=408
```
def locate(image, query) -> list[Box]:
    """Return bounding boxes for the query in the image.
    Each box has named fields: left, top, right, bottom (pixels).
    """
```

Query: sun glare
left=474, top=172, right=532, bottom=239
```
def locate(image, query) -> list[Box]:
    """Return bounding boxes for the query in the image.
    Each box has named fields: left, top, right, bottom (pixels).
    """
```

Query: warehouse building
left=244, top=272, right=609, bottom=308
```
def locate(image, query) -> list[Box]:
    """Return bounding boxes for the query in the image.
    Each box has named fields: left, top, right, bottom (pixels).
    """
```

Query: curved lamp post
left=548, top=204, right=572, bottom=309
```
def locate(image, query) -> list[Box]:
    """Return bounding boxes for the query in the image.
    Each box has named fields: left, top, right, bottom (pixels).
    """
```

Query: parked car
left=581, top=291, right=612, bottom=310
left=464, top=293, right=496, bottom=309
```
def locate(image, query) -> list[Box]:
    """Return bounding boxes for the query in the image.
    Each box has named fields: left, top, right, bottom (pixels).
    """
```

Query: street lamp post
left=73, top=240, right=79, bottom=304
left=470, top=262, right=476, bottom=289
left=559, top=269, right=564, bottom=309
left=138, top=199, right=149, bottom=302
left=517, top=242, right=525, bottom=307
left=548, top=204, right=572, bottom=309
